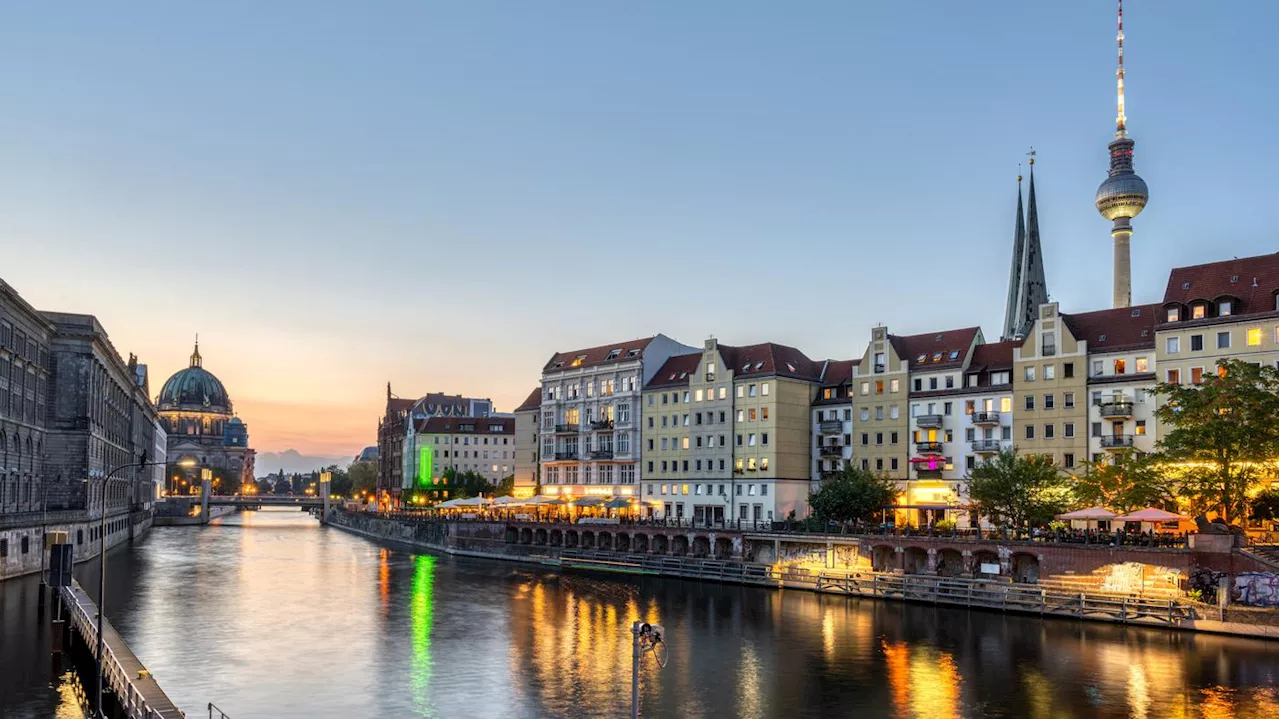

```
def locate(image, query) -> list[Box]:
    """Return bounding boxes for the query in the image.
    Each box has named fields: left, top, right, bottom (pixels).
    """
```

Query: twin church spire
left=1001, top=153, right=1048, bottom=341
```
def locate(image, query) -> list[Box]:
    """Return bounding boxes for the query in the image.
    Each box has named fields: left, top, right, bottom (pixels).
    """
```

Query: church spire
left=190, top=334, right=202, bottom=368
left=1001, top=172, right=1027, bottom=341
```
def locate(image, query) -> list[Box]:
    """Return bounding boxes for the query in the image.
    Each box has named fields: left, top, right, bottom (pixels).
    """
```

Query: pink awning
left=1113, top=507, right=1188, bottom=522
left=1055, top=506, right=1118, bottom=521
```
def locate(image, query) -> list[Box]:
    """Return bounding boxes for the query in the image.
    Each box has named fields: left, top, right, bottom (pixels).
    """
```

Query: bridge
left=206, top=494, right=324, bottom=508
left=156, top=480, right=334, bottom=527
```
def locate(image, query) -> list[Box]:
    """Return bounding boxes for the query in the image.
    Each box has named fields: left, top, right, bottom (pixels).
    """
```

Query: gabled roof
left=414, top=416, right=514, bottom=434
left=1159, top=253, right=1278, bottom=323
left=968, top=340, right=1016, bottom=372
left=644, top=353, right=701, bottom=389
left=387, top=397, right=416, bottom=416
left=1062, top=303, right=1158, bottom=354
left=514, top=387, right=542, bottom=413
left=819, top=359, right=858, bottom=387
left=889, top=327, right=981, bottom=371
left=543, top=337, right=654, bottom=374
left=719, top=342, right=824, bottom=381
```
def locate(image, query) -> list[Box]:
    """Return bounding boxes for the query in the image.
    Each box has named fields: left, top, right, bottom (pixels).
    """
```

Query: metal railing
left=1099, top=401, right=1134, bottom=418
left=970, top=439, right=1002, bottom=452
left=589, top=420, right=615, bottom=430
left=970, top=411, right=1000, bottom=425
left=818, top=445, right=844, bottom=457
left=1100, top=434, right=1135, bottom=449
left=818, top=420, right=843, bottom=433
left=553, top=452, right=579, bottom=461
left=588, top=450, right=614, bottom=460
left=915, top=441, right=944, bottom=453
left=554, top=424, right=580, bottom=434
left=209, top=703, right=233, bottom=719
left=915, top=414, right=944, bottom=428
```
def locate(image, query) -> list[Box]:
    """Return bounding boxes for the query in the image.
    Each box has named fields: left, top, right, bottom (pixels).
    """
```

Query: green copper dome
left=157, top=341, right=232, bottom=413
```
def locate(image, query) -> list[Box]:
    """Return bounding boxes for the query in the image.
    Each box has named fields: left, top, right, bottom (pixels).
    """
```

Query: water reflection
left=0, top=509, right=1275, bottom=718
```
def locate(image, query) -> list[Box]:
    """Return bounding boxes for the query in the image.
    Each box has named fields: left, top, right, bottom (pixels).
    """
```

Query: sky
left=1, top=1, right=1275, bottom=459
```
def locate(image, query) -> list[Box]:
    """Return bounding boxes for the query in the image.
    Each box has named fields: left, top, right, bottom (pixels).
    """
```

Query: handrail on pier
left=208, top=702, right=233, bottom=719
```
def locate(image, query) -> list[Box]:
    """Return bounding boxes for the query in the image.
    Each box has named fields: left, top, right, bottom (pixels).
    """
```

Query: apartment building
left=1154, top=253, right=1278, bottom=405
left=540, top=335, right=695, bottom=500
left=850, top=326, right=910, bottom=478
left=1067, top=304, right=1161, bottom=464
left=1012, top=303, right=1090, bottom=471
left=512, top=387, right=541, bottom=498
left=402, top=416, right=515, bottom=500
left=811, top=359, right=857, bottom=488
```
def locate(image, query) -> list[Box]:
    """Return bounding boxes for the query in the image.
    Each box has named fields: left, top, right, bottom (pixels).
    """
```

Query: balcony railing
left=873, top=363, right=886, bottom=373
left=818, top=420, right=843, bottom=433
left=818, top=446, right=844, bottom=457
left=589, top=420, right=614, bottom=431
left=1100, top=434, right=1135, bottom=449
left=971, top=411, right=1000, bottom=425
left=705, top=373, right=716, bottom=382
left=970, top=439, right=1002, bottom=453
left=554, top=423, right=580, bottom=434
left=915, top=414, right=943, bottom=428
left=916, top=468, right=944, bottom=479
left=588, top=449, right=614, bottom=460
left=915, top=441, right=944, bottom=454
left=553, top=452, right=579, bottom=461
left=1099, top=401, right=1134, bottom=418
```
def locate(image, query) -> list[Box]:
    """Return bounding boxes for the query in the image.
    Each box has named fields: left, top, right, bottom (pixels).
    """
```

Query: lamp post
left=92, top=456, right=194, bottom=719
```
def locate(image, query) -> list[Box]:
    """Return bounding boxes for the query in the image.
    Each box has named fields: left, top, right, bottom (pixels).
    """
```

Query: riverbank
left=327, top=511, right=1278, bottom=640
left=0, top=508, right=154, bottom=582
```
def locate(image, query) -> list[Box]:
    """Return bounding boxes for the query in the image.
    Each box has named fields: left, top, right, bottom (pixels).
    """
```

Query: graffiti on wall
left=1233, top=572, right=1279, bottom=607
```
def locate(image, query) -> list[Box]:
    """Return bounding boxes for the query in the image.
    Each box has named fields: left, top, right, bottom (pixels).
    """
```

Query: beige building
left=850, top=326, right=910, bottom=479
left=640, top=339, right=823, bottom=524
left=1012, top=303, right=1089, bottom=472
left=1070, top=304, right=1161, bottom=463
left=512, top=387, right=541, bottom=498
left=402, top=416, right=515, bottom=500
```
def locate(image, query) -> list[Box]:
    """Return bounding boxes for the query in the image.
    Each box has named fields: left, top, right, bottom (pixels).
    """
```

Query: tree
left=808, top=466, right=898, bottom=523
left=494, top=475, right=515, bottom=497
left=442, top=468, right=495, bottom=499
left=965, top=450, right=1071, bottom=528
left=348, top=460, right=377, bottom=497
left=1075, top=449, right=1175, bottom=514
left=1249, top=488, right=1278, bottom=524
left=274, top=476, right=294, bottom=495
left=323, top=464, right=353, bottom=497
left=255, top=478, right=273, bottom=495
left=1151, top=359, right=1279, bottom=524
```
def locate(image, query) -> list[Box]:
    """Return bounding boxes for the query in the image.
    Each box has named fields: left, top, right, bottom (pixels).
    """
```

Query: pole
left=630, top=621, right=641, bottom=719
left=96, top=471, right=107, bottom=719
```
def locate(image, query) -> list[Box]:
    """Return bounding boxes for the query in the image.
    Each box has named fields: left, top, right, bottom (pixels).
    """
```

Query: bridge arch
left=937, top=548, right=965, bottom=577
left=652, top=535, right=669, bottom=554
left=871, top=545, right=896, bottom=572
left=565, top=530, right=579, bottom=548
left=713, top=536, right=733, bottom=559
left=903, top=547, right=929, bottom=574
left=672, top=535, right=690, bottom=557
left=974, top=550, right=1000, bottom=578
left=1011, top=552, right=1040, bottom=583
left=631, top=534, right=649, bottom=553
left=597, top=531, right=612, bottom=551
left=519, top=527, right=533, bottom=545
left=692, top=536, right=710, bottom=558
left=534, top=528, right=548, bottom=546
left=614, top=532, right=630, bottom=552
left=582, top=532, right=596, bottom=549
left=550, top=529, right=563, bottom=547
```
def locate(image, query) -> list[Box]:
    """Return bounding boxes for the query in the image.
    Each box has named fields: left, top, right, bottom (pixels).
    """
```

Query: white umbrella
left=491, top=496, right=527, bottom=507
left=453, top=496, right=491, bottom=508
left=1055, top=506, right=1118, bottom=521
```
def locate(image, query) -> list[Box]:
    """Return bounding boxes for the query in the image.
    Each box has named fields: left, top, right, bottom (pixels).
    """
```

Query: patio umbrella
left=434, top=498, right=461, bottom=509
left=1055, top=506, right=1118, bottom=521
left=453, top=496, right=491, bottom=508
left=1113, top=507, right=1188, bottom=522
left=532, top=496, right=569, bottom=505
left=604, top=497, right=633, bottom=510
left=570, top=496, right=606, bottom=508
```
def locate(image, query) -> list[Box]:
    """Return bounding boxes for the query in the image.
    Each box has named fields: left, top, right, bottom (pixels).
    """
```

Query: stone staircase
left=1036, top=563, right=1184, bottom=600
left=1239, top=544, right=1279, bottom=570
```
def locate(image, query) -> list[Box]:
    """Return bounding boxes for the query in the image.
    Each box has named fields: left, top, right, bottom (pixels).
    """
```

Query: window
left=1024, top=395, right=1035, bottom=411
left=1000, top=397, right=1011, bottom=413
left=860, top=382, right=869, bottom=396
left=1190, top=335, right=1203, bottom=352
left=1063, top=363, right=1074, bottom=379
left=1190, top=367, right=1204, bottom=384
left=1044, top=394, right=1054, bottom=410
left=890, top=431, right=898, bottom=444
left=1092, top=360, right=1103, bottom=376
left=860, top=433, right=868, bottom=445
left=875, top=432, right=883, bottom=445
left=889, top=405, right=899, bottom=420
left=890, top=458, right=898, bottom=471
left=1063, top=453, right=1075, bottom=469
left=762, top=432, right=769, bottom=445
left=719, top=387, right=727, bottom=399
left=875, top=381, right=884, bottom=394
left=737, top=386, right=744, bottom=398
left=1166, top=368, right=1181, bottom=384
left=695, top=389, right=704, bottom=402
left=762, top=407, right=769, bottom=420
left=1247, top=328, right=1263, bottom=346
left=945, top=375, right=954, bottom=389
left=748, top=384, right=757, bottom=397
left=762, top=383, right=770, bottom=396
left=1167, top=307, right=1180, bottom=322
left=1135, top=420, right=1146, bottom=436
left=860, top=408, right=869, bottom=421
left=1165, top=337, right=1180, bottom=354
left=913, top=378, right=922, bottom=392
left=1024, top=366, right=1035, bottom=381
left=736, top=410, right=744, bottom=423
left=1041, top=333, right=1057, bottom=356
left=874, top=406, right=884, bottom=420
left=1217, top=332, right=1231, bottom=349
left=1064, top=423, right=1075, bottom=438
left=1025, top=425, right=1035, bottom=440
left=748, top=408, right=756, bottom=422
left=1219, top=301, right=1232, bottom=317
left=682, top=437, right=690, bottom=449
left=1044, top=364, right=1055, bottom=380
left=1044, top=424, right=1054, bottom=439
left=875, top=458, right=883, bottom=471
left=1135, top=357, right=1148, bottom=373
left=929, top=377, right=938, bottom=390
left=1091, top=422, right=1102, bottom=437
left=943, top=401, right=952, bottom=415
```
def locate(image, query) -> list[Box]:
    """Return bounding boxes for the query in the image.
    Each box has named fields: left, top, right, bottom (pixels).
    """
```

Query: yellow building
left=850, top=326, right=910, bottom=480
left=512, top=387, right=541, bottom=498
left=1012, top=303, right=1089, bottom=471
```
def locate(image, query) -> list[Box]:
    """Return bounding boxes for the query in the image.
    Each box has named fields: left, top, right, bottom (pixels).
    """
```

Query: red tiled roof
left=719, top=342, right=824, bottom=381
left=889, top=327, right=982, bottom=370
left=543, top=337, right=654, bottom=374
left=514, top=387, right=542, bottom=413
left=968, top=341, right=1016, bottom=371
left=819, top=359, right=858, bottom=387
left=1159, top=253, right=1279, bottom=324
left=413, top=416, right=514, bottom=434
left=1062, top=303, right=1158, bottom=353
left=644, top=353, right=701, bottom=389
left=387, top=397, right=415, bottom=416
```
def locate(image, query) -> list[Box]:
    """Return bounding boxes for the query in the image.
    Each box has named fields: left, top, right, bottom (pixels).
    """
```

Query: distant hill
left=255, top=449, right=356, bottom=477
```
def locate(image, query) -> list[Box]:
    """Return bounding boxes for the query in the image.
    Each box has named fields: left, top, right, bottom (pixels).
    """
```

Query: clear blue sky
left=0, top=1, right=1275, bottom=454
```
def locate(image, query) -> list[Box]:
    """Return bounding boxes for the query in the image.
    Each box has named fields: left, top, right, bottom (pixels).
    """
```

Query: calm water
left=1, top=508, right=1277, bottom=718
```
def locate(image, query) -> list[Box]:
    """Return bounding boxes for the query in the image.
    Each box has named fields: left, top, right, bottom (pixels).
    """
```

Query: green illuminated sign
left=417, top=446, right=433, bottom=487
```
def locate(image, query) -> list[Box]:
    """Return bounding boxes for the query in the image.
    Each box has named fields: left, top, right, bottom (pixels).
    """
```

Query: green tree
left=255, top=478, right=273, bottom=495
left=965, top=449, right=1071, bottom=528
left=808, top=466, right=898, bottom=523
left=494, top=474, right=515, bottom=497
left=348, top=460, right=378, bottom=497
left=1249, top=488, right=1278, bottom=524
left=441, top=468, right=495, bottom=499
left=1151, top=359, right=1279, bottom=524
left=323, top=464, right=353, bottom=497
left=1075, top=449, right=1175, bottom=514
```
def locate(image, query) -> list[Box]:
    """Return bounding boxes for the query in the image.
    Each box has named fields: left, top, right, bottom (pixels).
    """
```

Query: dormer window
left=625, top=349, right=640, bottom=358
left=1131, top=309, right=1141, bottom=317
left=931, top=352, right=942, bottom=362
left=948, top=350, right=959, bottom=360
left=1218, top=301, right=1232, bottom=317
left=1166, top=307, right=1180, bottom=322
left=1192, top=304, right=1206, bottom=320
left=785, top=362, right=796, bottom=372
left=1099, top=334, right=1108, bottom=342
left=1231, top=275, right=1240, bottom=283
left=605, top=349, right=621, bottom=361
left=934, top=334, right=943, bottom=342
left=753, top=362, right=764, bottom=370
left=916, top=354, right=926, bottom=363
left=571, top=355, right=586, bottom=367
left=552, top=361, right=564, bottom=369
left=742, top=363, right=750, bottom=372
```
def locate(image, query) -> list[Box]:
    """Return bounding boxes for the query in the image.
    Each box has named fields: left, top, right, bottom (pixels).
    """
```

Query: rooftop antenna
left=1115, top=0, right=1127, bottom=138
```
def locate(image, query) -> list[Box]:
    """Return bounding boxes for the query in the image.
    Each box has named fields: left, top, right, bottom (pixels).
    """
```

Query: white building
left=810, top=359, right=857, bottom=489
left=1077, top=304, right=1160, bottom=463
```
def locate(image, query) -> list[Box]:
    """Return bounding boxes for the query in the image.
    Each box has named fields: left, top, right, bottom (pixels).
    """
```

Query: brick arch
left=871, top=545, right=896, bottom=572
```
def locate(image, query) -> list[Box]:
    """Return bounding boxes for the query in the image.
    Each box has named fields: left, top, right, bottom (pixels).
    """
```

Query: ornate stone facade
left=157, top=341, right=255, bottom=494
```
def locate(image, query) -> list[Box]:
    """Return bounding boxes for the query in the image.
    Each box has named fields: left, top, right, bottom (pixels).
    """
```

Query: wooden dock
left=61, top=579, right=185, bottom=719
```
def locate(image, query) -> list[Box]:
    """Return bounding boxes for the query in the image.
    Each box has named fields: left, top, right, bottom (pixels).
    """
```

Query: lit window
left=1166, top=368, right=1181, bottom=384
left=1247, top=328, right=1263, bottom=346
left=890, top=379, right=900, bottom=393
left=1166, top=308, right=1179, bottom=322
left=1192, top=305, right=1206, bottom=320
left=1190, top=367, right=1204, bottom=384
left=762, top=383, right=770, bottom=396
left=1136, top=357, right=1148, bottom=373
left=1113, top=359, right=1126, bottom=375
left=860, top=382, right=870, bottom=396
left=1000, top=397, right=1011, bottom=413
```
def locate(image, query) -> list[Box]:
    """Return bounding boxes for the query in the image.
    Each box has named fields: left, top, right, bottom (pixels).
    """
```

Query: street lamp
left=91, top=455, right=195, bottom=719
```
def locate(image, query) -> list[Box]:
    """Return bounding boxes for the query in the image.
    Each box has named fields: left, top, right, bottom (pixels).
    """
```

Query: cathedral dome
left=158, top=342, right=232, bottom=413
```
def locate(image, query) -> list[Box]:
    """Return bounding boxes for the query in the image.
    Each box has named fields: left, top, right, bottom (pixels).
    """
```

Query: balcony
left=1099, top=401, right=1134, bottom=418
left=553, top=452, right=579, bottom=461
left=588, top=449, right=614, bottom=460
left=915, top=441, right=944, bottom=454
left=971, top=411, right=1000, bottom=426
left=970, top=439, right=1002, bottom=453
left=915, top=414, right=944, bottom=429
left=818, top=445, right=844, bottom=457
left=916, top=468, right=944, bottom=479
left=1100, top=434, right=1135, bottom=450
left=818, top=419, right=843, bottom=434
left=873, top=363, right=886, bottom=373
left=554, top=423, right=580, bottom=434
left=705, top=372, right=716, bottom=382
left=589, top=420, right=614, bottom=431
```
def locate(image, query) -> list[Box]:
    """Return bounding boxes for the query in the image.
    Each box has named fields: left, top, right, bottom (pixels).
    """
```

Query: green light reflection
left=411, top=554, right=436, bottom=716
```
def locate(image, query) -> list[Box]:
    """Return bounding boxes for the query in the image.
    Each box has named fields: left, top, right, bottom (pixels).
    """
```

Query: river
left=1, top=508, right=1276, bottom=718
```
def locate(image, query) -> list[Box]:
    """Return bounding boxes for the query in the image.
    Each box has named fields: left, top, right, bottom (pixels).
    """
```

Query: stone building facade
left=156, top=341, right=254, bottom=494
left=0, top=280, right=52, bottom=517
